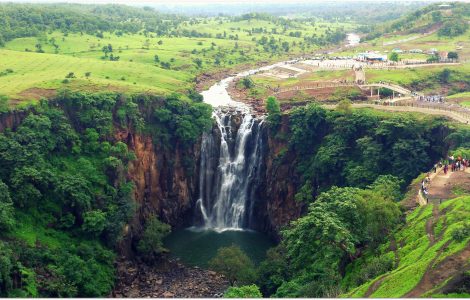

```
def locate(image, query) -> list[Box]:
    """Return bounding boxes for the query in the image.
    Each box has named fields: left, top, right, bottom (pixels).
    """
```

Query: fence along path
left=322, top=102, right=470, bottom=124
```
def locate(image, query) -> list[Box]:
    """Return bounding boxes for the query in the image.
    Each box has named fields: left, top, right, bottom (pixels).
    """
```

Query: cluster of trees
left=0, top=3, right=187, bottom=43
left=437, top=20, right=469, bottom=37
left=259, top=178, right=402, bottom=297
left=205, top=177, right=404, bottom=297
left=285, top=103, right=446, bottom=193
left=0, top=89, right=211, bottom=297
left=409, top=68, right=470, bottom=95
left=221, top=102, right=457, bottom=297
left=0, top=98, right=135, bottom=296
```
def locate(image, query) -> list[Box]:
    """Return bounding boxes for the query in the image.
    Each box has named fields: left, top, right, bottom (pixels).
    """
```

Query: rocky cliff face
left=0, top=110, right=28, bottom=133
left=250, top=116, right=306, bottom=239
left=115, top=128, right=201, bottom=256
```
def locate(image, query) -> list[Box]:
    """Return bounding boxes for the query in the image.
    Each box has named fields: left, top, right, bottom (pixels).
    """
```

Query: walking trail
left=405, top=167, right=470, bottom=297
left=427, top=168, right=470, bottom=204
left=364, top=166, right=470, bottom=298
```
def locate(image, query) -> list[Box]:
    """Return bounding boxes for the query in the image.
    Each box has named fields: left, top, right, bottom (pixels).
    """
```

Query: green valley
left=1, top=1, right=470, bottom=299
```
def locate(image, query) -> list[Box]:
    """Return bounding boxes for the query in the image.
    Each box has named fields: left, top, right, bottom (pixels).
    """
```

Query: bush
left=82, top=210, right=107, bottom=236
left=350, top=255, right=394, bottom=287
left=0, top=180, right=15, bottom=232
left=224, top=285, right=262, bottom=298
left=137, top=216, right=171, bottom=257
left=0, top=95, right=8, bottom=113
left=451, top=224, right=470, bottom=242
left=448, top=52, right=458, bottom=60
left=265, top=96, right=281, bottom=128
left=241, top=77, right=255, bottom=89
left=209, top=245, right=256, bottom=286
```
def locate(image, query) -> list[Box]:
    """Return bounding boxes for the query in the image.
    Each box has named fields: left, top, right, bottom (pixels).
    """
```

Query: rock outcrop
left=250, top=115, right=306, bottom=239
left=115, top=128, right=201, bottom=256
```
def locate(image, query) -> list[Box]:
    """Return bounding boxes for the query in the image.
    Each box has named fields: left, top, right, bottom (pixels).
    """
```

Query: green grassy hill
left=343, top=196, right=470, bottom=298
left=0, top=3, right=356, bottom=106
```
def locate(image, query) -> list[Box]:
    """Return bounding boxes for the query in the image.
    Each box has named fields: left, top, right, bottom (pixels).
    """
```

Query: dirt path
left=428, top=169, right=470, bottom=203
left=405, top=242, right=470, bottom=298
left=425, top=205, right=439, bottom=245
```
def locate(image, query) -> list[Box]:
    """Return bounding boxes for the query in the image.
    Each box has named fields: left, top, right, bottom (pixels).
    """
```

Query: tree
left=193, top=58, right=202, bottom=69
left=431, top=11, right=442, bottom=23
left=82, top=210, right=107, bottom=236
left=336, top=99, right=352, bottom=114
left=241, top=77, right=254, bottom=89
left=265, top=96, right=281, bottom=128
left=368, top=175, right=403, bottom=202
left=388, top=52, right=399, bottom=62
left=137, top=216, right=171, bottom=257
left=209, top=245, right=256, bottom=286
left=257, top=246, right=290, bottom=296
left=224, top=285, right=262, bottom=298
left=448, top=52, right=458, bottom=60
left=0, top=181, right=14, bottom=232
left=438, top=68, right=451, bottom=84
left=0, top=95, right=8, bottom=113
left=0, top=241, right=14, bottom=294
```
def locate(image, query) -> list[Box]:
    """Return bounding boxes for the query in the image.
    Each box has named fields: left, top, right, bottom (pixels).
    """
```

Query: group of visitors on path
left=417, top=95, right=445, bottom=103
left=421, top=155, right=469, bottom=203
left=443, top=155, right=469, bottom=174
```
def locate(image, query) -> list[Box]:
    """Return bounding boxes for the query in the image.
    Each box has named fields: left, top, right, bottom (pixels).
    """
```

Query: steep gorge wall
left=0, top=110, right=28, bottom=132
left=115, top=128, right=202, bottom=256
left=250, top=116, right=306, bottom=239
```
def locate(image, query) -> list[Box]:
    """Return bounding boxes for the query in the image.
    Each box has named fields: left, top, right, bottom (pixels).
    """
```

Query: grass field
left=0, top=18, right=356, bottom=105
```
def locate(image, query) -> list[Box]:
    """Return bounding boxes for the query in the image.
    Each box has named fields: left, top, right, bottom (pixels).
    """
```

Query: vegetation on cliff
left=0, top=91, right=212, bottom=297
left=255, top=104, right=470, bottom=297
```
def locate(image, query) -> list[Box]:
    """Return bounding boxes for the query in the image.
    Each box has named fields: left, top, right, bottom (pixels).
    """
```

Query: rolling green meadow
left=0, top=16, right=354, bottom=105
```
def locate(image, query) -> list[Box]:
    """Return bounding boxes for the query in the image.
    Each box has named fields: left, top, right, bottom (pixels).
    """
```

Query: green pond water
left=164, top=228, right=275, bottom=267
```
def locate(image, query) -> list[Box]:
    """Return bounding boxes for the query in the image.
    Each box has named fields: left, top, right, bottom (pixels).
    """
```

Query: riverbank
left=112, top=256, right=229, bottom=298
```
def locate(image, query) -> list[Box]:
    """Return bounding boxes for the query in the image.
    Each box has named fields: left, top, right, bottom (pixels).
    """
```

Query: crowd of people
left=443, top=155, right=469, bottom=174
left=420, top=155, right=468, bottom=203
left=417, top=95, right=445, bottom=103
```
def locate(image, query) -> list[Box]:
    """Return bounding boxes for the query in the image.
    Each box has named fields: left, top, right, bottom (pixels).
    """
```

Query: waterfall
left=197, top=108, right=264, bottom=231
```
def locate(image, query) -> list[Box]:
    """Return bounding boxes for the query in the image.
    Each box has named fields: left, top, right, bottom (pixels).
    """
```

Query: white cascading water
left=197, top=108, right=264, bottom=231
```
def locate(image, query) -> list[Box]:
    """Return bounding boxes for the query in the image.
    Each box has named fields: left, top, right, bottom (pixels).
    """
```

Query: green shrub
left=137, top=216, right=171, bottom=257
left=209, top=245, right=257, bottom=286
left=451, top=223, right=470, bottom=242
left=224, top=284, right=262, bottom=298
